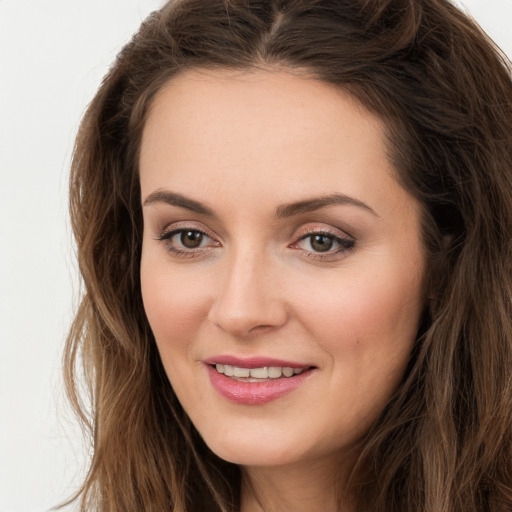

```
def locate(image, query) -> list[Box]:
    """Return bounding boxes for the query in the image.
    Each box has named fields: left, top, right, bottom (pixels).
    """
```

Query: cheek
left=140, top=258, right=213, bottom=409
left=294, top=264, right=423, bottom=434
left=140, top=258, right=209, bottom=351
left=291, top=260, right=424, bottom=368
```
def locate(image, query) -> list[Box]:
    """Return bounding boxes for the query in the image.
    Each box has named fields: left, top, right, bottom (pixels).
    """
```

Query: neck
left=240, top=455, right=357, bottom=512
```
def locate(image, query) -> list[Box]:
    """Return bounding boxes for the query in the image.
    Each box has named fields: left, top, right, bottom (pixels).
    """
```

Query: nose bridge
left=208, top=242, right=287, bottom=336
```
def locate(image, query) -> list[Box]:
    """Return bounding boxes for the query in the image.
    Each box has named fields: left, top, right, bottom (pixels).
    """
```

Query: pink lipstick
left=203, top=356, right=315, bottom=405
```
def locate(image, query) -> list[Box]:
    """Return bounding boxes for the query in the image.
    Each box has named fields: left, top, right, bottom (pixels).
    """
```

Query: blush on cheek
left=293, top=269, right=422, bottom=368
left=141, top=269, right=209, bottom=346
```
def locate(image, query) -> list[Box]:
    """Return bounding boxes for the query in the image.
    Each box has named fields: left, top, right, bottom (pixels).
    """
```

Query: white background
left=0, top=1, right=510, bottom=511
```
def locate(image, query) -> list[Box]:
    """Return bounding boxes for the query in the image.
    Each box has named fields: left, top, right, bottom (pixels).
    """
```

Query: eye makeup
left=155, top=222, right=356, bottom=262
left=156, top=226, right=220, bottom=258
left=293, top=230, right=355, bottom=260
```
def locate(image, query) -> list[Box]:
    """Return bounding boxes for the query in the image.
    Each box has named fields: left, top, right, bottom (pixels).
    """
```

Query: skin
left=139, top=68, right=426, bottom=511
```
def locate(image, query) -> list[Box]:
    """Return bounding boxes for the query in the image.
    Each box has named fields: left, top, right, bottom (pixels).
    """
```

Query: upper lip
left=203, top=355, right=314, bottom=369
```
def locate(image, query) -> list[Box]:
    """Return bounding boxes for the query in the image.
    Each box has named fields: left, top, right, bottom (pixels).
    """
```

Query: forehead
left=142, top=67, right=385, bottom=151
left=139, top=68, right=409, bottom=221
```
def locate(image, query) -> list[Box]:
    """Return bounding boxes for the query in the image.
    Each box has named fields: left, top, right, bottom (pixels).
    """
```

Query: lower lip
left=206, top=365, right=313, bottom=405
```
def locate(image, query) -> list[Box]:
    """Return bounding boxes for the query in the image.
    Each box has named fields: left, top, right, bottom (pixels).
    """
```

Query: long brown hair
left=63, top=0, right=512, bottom=510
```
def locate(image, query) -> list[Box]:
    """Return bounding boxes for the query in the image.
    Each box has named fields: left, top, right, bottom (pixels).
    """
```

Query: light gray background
left=0, top=1, right=510, bottom=511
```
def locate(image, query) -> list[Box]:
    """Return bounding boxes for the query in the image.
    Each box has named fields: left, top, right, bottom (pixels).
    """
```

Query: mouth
left=204, top=357, right=316, bottom=404
left=211, top=363, right=311, bottom=382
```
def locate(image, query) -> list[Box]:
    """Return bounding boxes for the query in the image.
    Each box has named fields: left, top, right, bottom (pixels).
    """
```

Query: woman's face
left=139, top=69, right=425, bottom=470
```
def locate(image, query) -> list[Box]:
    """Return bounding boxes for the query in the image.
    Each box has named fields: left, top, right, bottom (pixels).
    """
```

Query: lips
left=203, top=356, right=315, bottom=405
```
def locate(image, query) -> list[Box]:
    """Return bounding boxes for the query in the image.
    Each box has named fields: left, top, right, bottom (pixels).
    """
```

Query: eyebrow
left=275, top=193, right=378, bottom=218
left=143, top=190, right=377, bottom=218
left=143, top=190, right=215, bottom=216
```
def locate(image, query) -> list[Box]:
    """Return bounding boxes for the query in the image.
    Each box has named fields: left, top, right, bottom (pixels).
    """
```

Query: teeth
left=268, top=366, right=282, bottom=378
left=214, top=364, right=305, bottom=379
left=250, top=367, right=268, bottom=379
left=233, top=367, right=250, bottom=378
left=282, top=367, right=294, bottom=377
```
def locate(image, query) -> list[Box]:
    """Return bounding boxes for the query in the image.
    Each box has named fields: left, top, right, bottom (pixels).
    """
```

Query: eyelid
left=292, top=223, right=354, bottom=242
left=153, top=221, right=355, bottom=260
left=156, top=221, right=219, bottom=243
left=290, top=224, right=356, bottom=259
left=154, top=221, right=222, bottom=259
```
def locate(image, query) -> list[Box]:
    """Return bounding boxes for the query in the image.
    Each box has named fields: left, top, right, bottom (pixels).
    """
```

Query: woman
left=64, top=0, right=512, bottom=510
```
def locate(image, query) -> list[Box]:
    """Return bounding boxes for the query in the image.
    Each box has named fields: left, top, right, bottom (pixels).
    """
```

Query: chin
left=198, top=424, right=305, bottom=467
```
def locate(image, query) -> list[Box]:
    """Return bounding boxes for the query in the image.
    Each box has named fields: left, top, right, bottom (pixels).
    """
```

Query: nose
left=207, top=247, right=288, bottom=338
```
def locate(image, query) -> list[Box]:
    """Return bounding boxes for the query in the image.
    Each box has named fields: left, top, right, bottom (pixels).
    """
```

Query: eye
left=293, top=230, right=355, bottom=258
left=306, top=234, right=337, bottom=253
left=177, top=230, right=206, bottom=249
left=157, top=227, right=219, bottom=256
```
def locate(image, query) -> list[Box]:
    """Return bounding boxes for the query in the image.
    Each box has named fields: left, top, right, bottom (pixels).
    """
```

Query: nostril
left=248, top=324, right=275, bottom=333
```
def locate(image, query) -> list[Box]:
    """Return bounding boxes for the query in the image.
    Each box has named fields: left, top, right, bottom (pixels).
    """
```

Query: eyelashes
left=156, top=226, right=355, bottom=261
left=293, top=231, right=355, bottom=257
left=157, top=228, right=220, bottom=258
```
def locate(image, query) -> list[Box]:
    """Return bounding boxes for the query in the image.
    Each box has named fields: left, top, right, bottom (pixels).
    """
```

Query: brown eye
left=310, top=234, right=334, bottom=252
left=294, top=230, right=355, bottom=258
left=157, top=227, right=219, bottom=256
left=180, top=230, right=203, bottom=248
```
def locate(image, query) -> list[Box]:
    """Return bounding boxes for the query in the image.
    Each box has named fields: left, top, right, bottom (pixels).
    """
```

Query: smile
left=205, top=359, right=315, bottom=405
left=214, top=364, right=305, bottom=381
